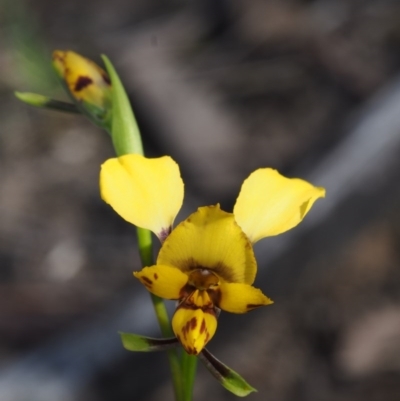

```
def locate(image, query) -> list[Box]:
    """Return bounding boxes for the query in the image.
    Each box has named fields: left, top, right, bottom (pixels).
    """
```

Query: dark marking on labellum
left=186, top=346, right=197, bottom=355
left=74, top=76, right=93, bottom=91
left=153, top=273, right=159, bottom=280
left=190, top=317, right=197, bottom=330
left=200, top=318, right=206, bottom=334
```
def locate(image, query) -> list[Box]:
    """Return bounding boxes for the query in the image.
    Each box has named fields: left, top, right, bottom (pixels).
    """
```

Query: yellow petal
left=157, top=205, right=257, bottom=285
left=53, top=50, right=111, bottom=108
left=217, top=282, right=273, bottom=313
left=100, top=154, right=184, bottom=240
left=133, top=265, right=188, bottom=299
left=234, top=168, right=325, bottom=243
left=172, top=290, right=217, bottom=355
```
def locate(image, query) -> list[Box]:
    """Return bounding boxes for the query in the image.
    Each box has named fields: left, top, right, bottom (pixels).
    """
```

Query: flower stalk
left=102, top=55, right=187, bottom=401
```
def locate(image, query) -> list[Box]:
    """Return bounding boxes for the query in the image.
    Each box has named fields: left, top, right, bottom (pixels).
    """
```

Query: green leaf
left=120, top=332, right=179, bottom=352
left=101, top=55, right=143, bottom=157
left=199, top=348, right=257, bottom=397
left=15, top=91, right=79, bottom=113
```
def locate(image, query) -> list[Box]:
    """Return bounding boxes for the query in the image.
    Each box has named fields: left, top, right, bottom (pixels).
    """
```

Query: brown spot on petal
left=153, top=273, right=158, bottom=280
left=141, top=276, right=153, bottom=285
left=74, top=76, right=93, bottom=91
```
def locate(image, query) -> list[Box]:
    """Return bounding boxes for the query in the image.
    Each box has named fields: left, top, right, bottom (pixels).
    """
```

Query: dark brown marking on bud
left=153, top=273, right=158, bottom=280
left=101, top=72, right=111, bottom=85
left=74, top=76, right=93, bottom=92
left=52, top=52, right=65, bottom=63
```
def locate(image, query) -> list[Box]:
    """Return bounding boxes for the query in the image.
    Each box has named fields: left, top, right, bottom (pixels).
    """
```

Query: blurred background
left=1, top=0, right=400, bottom=400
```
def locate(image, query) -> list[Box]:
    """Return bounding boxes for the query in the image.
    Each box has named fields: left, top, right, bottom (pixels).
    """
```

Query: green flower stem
left=181, top=353, right=198, bottom=400
left=151, top=295, right=184, bottom=401
left=138, top=228, right=183, bottom=401
left=103, top=55, right=185, bottom=401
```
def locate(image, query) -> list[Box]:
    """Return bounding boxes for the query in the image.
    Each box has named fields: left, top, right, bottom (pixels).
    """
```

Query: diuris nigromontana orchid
left=100, top=154, right=325, bottom=355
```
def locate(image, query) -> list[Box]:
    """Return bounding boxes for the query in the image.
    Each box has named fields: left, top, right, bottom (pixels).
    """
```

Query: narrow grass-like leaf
left=199, top=348, right=257, bottom=397
left=101, top=55, right=143, bottom=156
left=120, top=332, right=179, bottom=352
left=15, top=91, right=79, bottom=113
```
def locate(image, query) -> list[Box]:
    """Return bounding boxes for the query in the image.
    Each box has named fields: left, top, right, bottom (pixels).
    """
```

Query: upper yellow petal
left=157, top=205, right=257, bottom=285
left=100, top=154, right=184, bottom=240
left=233, top=168, right=325, bottom=243
left=133, top=265, right=188, bottom=299
left=216, top=282, right=273, bottom=313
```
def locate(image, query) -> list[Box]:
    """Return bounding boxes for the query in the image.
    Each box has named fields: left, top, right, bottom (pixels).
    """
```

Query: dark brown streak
left=141, top=276, right=153, bottom=285
left=246, top=303, right=263, bottom=310
left=74, top=76, right=93, bottom=92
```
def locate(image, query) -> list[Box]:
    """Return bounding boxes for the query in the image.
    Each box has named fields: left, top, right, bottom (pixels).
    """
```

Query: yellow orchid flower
left=100, top=154, right=325, bottom=355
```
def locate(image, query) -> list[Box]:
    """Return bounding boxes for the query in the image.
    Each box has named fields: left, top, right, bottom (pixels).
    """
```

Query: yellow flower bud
left=52, top=50, right=112, bottom=126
